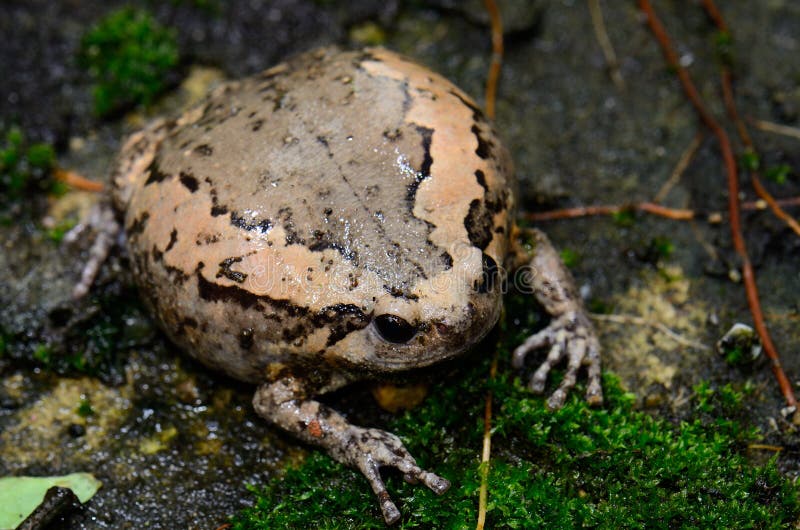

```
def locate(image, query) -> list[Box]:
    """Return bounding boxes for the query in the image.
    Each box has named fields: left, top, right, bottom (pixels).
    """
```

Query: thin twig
left=747, top=443, right=784, bottom=452
left=483, top=0, right=503, bottom=121
left=638, top=0, right=798, bottom=414
left=700, top=0, right=729, bottom=33
left=653, top=132, right=704, bottom=203
left=750, top=173, right=800, bottom=237
left=743, top=196, right=800, bottom=210
left=478, top=2, right=503, bottom=528
left=591, top=313, right=711, bottom=351
left=477, top=352, right=497, bottom=530
left=525, top=195, right=800, bottom=224
left=525, top=202, right=695, bottom=222
left=54, top=168, right=105, bottom=193
left=752, top=119, right=800, bottom=142
left=712, top=41, right=800, bottom=237
left=588, top=0, right=625, bottom=91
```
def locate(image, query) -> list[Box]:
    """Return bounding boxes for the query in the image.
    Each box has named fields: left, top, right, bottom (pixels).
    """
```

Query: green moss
left=45, top=217, right=78, bottom=243
left=741, top=150, right=760, bottom=172
left=230, top=299, right=799, bottom=528
left=611, top=209, right=635, bottom=227
left=33, top=344, right=52, bottom=365
left=0, top=126, right=57, bottom=206
left=765, top=164, right=790, bottom=185
left=559, top=248, right=580, bottom=268
left=713, top=30, right=734, bottom=67
left=76, top=398, right=94, bottom=418
left=79, top=8, right=180, bottom=117
left=3, top=284, right=151, bottom=383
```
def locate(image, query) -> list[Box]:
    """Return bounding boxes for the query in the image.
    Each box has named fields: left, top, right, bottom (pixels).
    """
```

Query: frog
left=75, top=46, right=602, bottom=524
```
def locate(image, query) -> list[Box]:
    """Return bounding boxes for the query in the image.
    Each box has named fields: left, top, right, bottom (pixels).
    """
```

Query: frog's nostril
left=374, top=314, right=417, bottom=343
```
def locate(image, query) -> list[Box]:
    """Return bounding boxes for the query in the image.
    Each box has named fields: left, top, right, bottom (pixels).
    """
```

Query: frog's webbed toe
left=512, top=310, right=603, bottom=409
left=337, top=427, right=450, bottom=524
left=66, top=201, right=121, bottom=299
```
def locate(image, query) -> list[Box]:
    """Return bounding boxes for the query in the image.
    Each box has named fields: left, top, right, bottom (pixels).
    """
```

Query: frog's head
left=329, top=244, right=504, bottom=373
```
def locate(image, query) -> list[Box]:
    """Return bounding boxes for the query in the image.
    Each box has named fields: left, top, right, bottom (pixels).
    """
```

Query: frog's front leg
left=509, top=227, right=603, bottom=409
left=65, top=200, right=121, bottom=299
left=252, top=375, right=450, bottom=525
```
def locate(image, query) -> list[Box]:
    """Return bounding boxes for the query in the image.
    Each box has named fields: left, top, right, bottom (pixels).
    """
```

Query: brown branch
left=525, top=195, right=800, bottom=224
left=744, top=195, right=800, bottom=210
left=707, top=7, right=800, bottom=238
left=700, top=0, right=729, bottom=33
left=525, top=202, right=694, bottom=222
left=750, top=173, right=800, bottom=237
left=483, top=0, right=503, bottom=121
left=638, top=0, right=797, bottom=413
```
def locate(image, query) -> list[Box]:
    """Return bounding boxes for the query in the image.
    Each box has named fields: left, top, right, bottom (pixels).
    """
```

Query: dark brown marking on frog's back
left=194, top=266, right=369, bottom=348
left=464, top=199, right=493, bottom=250
left=165, top=228, right=178, bottom=252
left=404, top=125, right=433, bottom=204
left=144, top=157, right=171, bottom=186
left=179, top=171, right=199, bottom=192
left=216, top=256, right=247, bottom=283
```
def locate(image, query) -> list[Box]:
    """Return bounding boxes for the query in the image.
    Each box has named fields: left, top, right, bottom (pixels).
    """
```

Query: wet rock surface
left=1, top=1, right=799, bottom=528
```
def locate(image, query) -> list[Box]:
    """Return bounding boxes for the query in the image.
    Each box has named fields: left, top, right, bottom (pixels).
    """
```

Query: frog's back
left=115, top=47, right=514, bottom=383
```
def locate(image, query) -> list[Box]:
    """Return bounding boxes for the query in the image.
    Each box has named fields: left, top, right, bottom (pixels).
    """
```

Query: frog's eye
left=374, top=314, right=417, bottom=343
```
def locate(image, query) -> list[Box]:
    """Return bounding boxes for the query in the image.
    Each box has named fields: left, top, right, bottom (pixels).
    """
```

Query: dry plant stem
left=753, top=119, right=800, bottom=142
left=476, top=353, right=497, bottom=530
left=54, top=168, right=105, bottom=193
left=653, top=132, right=704, bottom=203
left=638, top=0, right=797, bottom=413
left=478, top=1, right=503, bottom=528
left=747, top=443, right=784, bottom=453
left=588, top=0, right=625, bottom=91
left=591, top=313, right=710, bottom=351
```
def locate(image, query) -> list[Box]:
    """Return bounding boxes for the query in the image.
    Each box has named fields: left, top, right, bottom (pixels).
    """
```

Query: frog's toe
left=69, top=202, right=120, bottom=299
left=584, top=340, right=603, bottom=407
left=417, top=470, right=450, bottom=494
left=512, top=327, right=554, bottom=369
left=515, top=311, right=603, bottom=409
left=349, top=427, right=449, bottom=524
left=360, top=460, right=401, bottom=524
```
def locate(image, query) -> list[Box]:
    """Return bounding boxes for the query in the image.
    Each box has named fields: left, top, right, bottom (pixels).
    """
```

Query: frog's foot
left=64, top=201, right=120, bottom=299
left=512, top=309, right=603, bottom=409
left=335, top=427, right=450, bottom=524
left=253, top=378, right=449, bottom=525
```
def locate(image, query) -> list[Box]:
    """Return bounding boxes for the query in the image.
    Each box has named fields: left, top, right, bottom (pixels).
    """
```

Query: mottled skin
left=89, top=47, right=601, bottom=524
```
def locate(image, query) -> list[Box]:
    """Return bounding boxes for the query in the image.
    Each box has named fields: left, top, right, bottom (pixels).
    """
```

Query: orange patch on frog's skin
left=307, top=419, right=323, bottom=438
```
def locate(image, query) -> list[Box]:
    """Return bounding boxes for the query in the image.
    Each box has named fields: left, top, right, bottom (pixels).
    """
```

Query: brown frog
left=77, top=47, right=602, bottom=524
